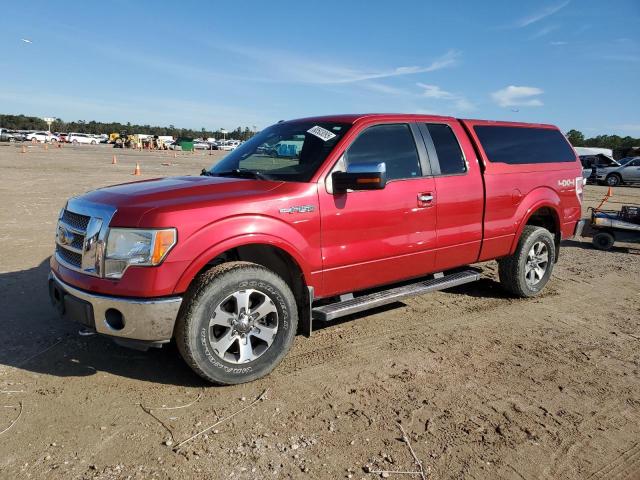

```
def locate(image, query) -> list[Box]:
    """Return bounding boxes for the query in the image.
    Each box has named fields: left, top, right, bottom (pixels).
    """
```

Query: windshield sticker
left=307, top=125, right=337, bottom=141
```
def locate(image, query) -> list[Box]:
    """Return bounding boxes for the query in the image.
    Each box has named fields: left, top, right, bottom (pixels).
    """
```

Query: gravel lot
left=0, top=143, right=638, bottom=480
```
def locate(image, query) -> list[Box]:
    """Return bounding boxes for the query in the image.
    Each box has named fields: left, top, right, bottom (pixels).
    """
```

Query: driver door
left=318, top=123, right=437, bottom=297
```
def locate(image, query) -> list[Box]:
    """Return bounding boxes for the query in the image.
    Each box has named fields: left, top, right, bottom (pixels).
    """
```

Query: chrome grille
left=54, top=200, right=115, bottom=277
left=61, top=210, right=90, bottom=231
left=56, top=244, right=82, bottom=267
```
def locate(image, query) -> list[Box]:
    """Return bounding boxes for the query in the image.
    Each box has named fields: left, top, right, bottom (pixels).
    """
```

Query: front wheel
left=498, top=225, right=556, bottom=298
left=175, top=262, right=298, bottom=385
left=605, top=174, right=621, bottom=186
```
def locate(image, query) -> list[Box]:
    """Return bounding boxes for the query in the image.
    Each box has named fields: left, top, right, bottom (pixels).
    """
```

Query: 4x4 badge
left=279, top=205, right=315, bottom=214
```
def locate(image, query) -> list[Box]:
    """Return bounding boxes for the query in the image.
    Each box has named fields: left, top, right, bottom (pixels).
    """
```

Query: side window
left=426, top=124, right=466, bottom=175
left=345, top=124, right=421, bottom=180
left=629, top=159, right=640, bottom=167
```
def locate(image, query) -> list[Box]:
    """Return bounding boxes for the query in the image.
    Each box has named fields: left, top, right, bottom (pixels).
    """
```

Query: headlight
left=104, top=228, right=176, bottom=279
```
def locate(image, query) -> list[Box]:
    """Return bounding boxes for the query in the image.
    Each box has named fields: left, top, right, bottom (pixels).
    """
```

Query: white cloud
left=417, top=83, right=475, bottom=111
left=491, top=85, right=544, bottom=107
left=512, top=0, right=570, bottom=28
left=215, top=44, right=461, bottom=87
left=529, top=24, right=560, bottom=39
left=417, top=84, right=456, bottom=100
left=269, top=50, right=461, bottom=85
left=549, top=41, right=568, bottom=46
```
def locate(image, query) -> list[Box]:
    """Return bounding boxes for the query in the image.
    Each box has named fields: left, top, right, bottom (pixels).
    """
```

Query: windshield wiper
left=211, top=169, right=271, bottom=180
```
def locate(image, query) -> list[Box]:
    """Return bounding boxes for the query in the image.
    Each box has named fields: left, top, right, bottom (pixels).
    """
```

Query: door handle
left=417, top=192, right=434, bottom=207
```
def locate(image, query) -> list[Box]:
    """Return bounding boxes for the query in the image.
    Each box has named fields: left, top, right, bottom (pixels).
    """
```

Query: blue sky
left=1, top=0, right=639, bottom=136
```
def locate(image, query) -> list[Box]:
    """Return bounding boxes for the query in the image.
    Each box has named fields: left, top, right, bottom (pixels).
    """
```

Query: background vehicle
left=49, top=114, right=583, bottom=385
left=579, top=154, right=619, bottom=183
left=0, top=128, right=18, bottom=142
left=595, top=157, right=640, bottom=186
left=193, top=140, right=210, bottom=150
left=26, top=131, right=59, bottom=143
left=68, top=133, right=99, bottom=145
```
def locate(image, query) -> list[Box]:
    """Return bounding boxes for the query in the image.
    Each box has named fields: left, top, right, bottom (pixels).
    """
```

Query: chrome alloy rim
left=525, top=241, right=549, bottom=287
left=207, top=289, right=278, bottom=364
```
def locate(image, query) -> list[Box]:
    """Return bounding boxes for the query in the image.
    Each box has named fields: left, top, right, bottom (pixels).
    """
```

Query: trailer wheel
left=498, top=225, right=556, bottom=298
left=175, top=261, right=298, bottom=385
left=592, top=231, right=615, bottom=251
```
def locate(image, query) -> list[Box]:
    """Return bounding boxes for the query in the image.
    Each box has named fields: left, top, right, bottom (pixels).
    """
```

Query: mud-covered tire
left=498, top=225, right=556, bottom=298
left=592, top=231, right=615, bottom=251
left=175, top=261, right=298, bottom=385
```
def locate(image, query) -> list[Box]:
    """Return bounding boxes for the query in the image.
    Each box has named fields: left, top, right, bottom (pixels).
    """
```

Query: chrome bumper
left=48, top=271, right=182, bottom=342
left=573, top=219, right=587, bottom=238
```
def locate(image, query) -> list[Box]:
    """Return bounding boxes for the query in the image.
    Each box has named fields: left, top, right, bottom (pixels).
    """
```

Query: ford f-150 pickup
left=49, top=114, right=584, bottom=384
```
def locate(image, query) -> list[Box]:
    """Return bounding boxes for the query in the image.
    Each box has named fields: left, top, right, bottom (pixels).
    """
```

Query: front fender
left=509, top=187, right=561, bottom=255
left=172, top=214, right=319, bottom=294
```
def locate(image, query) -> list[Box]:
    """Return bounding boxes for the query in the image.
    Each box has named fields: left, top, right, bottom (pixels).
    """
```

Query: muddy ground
left=0, top=143, right=638, bottom=480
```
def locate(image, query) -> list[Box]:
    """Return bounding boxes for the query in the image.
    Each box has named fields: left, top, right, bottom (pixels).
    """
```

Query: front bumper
left=48, top=271, right=182, bottom=342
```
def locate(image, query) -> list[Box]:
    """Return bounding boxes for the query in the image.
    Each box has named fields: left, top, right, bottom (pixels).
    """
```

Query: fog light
left=105, top=308, right=125, bottom=330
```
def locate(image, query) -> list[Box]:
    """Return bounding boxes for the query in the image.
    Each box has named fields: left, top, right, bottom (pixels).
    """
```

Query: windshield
left=206, top=121, right=351, bottom=182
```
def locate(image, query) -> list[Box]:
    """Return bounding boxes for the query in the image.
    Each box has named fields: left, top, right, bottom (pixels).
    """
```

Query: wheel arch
left=510, top=189, right=562, bottom=260
left=175, top=235, right=310, bottom=301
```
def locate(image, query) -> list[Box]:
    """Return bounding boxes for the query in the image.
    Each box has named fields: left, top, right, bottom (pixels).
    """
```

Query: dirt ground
left=0, top=143, right=638, bottom=480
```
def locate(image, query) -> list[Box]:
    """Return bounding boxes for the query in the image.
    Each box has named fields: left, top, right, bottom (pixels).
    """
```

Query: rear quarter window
left=474, top=126, right=576, bottom=164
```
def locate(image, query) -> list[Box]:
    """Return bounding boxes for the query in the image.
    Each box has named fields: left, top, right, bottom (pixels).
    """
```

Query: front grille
left=70, top=235, right=85, bottom=250
left=56, top=208, right=91, bottom=270
left=54, top=202, right=112, bottom=277
left=56, top=244, right=82, bottom=267
left=61, top=210, right=90, bottom=231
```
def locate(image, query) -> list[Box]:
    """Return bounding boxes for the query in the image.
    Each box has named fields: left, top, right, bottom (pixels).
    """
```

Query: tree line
left=565, top=129, right=639, bottom=153
left=0, top=114, right=258, bottom=140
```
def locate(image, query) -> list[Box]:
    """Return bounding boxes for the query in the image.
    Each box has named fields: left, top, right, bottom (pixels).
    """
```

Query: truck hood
left=80, top=176, right=284, bottom=226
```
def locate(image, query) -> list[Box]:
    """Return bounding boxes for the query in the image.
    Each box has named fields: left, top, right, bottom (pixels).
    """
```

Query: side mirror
left=332, top=162, right=387, bottom=193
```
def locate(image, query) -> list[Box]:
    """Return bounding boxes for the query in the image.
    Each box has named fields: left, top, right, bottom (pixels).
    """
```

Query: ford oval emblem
left=57, top=224, right=75, bottom=246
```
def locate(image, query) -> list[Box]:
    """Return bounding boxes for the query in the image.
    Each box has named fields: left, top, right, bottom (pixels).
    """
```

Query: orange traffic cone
left=607, top=186, right=613, bottom=197
left=132, top=163, right=141, bottom=176
left=173, top=151, right=177, bottom=159
left=21, top=145, right=26, bottom=154
left=112, top=154, right=117, bottom=165
left=44, top=144, right=48, bottom=151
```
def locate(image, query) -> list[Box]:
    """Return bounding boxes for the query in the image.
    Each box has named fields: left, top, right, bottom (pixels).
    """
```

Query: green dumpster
left=175, top=137, right=194, bottom=151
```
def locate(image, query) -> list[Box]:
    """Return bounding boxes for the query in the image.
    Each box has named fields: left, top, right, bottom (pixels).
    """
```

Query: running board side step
left=312, top=269, right=480, bottom=322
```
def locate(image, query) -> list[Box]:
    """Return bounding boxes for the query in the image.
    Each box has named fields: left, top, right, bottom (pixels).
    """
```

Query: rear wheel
left=592, top=231, right=615, bottom=251
left=498, top=225, right=556, bottom=298
left=175, top=262, right=298, bottom=385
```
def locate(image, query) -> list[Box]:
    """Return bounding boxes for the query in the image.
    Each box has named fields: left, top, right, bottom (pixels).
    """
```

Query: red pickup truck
left=49, top=114, right=584, bottom=384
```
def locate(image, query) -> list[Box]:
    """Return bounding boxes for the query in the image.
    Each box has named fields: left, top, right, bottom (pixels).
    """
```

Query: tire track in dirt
left=586, top=442, right=640, bottom=480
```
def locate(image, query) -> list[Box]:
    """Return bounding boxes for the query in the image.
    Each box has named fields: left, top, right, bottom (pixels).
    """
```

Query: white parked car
left=26, top=131, right=59, bottom=143
left=67, top=133, right=100, bottom=145
left=217, top=141, right=239, bottom=151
